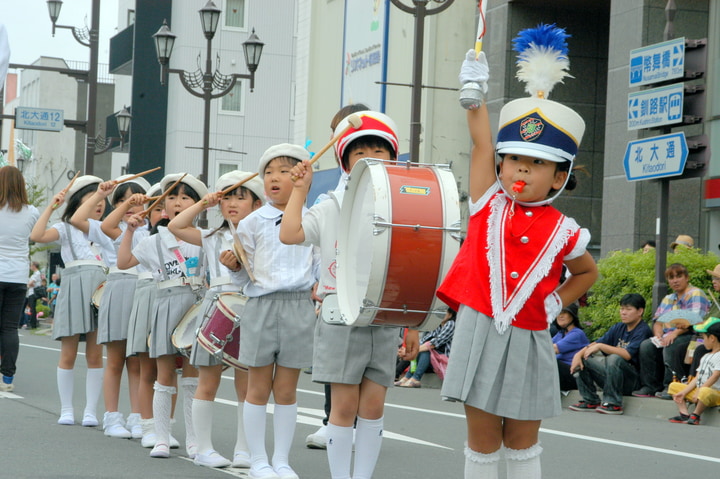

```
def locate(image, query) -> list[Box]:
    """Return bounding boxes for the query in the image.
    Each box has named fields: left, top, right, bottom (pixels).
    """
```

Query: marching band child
left=117, top=174, right=207, bottom=459
left=70, top=175, right=150, bottom=439
left=280, top=111, right=419, bottom=479
left=30, top=176, right=108, bottom=427
left=229, top=144, right=319, bottom=479
left=168, top=170, right=264, bottom=468
left=436, top=26, right=598, bottom=478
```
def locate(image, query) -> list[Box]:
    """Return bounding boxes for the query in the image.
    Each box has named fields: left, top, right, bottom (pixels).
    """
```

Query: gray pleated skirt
left=441, top=305, right=561, bottom=421
left=239, top=291, right=315, bottom=369
left=312, top=320, right=399, bottom=388
left=126, top=277, right=157, bottom=356
left=52, top=264, right=106, bottom=340
left=148, top=285, right=198, bottom=358
left=96, top=272, right=137, bottom=344
left=190, top=289, right=225, bottom=367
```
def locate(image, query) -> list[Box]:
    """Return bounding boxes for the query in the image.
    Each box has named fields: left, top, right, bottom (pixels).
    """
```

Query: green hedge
left=582, top=247, right=720, bottom=341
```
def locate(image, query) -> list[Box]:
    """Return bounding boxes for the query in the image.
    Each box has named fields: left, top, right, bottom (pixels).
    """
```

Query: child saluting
left=436, top=25, right=598, bottom=478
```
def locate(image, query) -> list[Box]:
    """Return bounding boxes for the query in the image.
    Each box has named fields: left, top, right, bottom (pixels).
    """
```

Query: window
left=127, top=9, right=135, bottom=26
left=220, top=81, right=244, bottom=114
left=217, top=162, right=240, bottom=177
left=224, top=0, right=246, bottom=29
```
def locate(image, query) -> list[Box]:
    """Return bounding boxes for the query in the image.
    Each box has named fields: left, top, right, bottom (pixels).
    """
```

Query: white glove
left=544, top=292, right=563, bottom=326
left=458, top=49, right=489, bottom=92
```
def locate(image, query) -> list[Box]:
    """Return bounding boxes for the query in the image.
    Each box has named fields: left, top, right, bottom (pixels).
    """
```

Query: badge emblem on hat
left=519, top=117, right=544, bottom=142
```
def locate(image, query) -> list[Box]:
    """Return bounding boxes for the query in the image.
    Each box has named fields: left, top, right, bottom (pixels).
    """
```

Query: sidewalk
left=419, top=374, right=720, bottom=427
left=561, top=390, right=720, bottom=427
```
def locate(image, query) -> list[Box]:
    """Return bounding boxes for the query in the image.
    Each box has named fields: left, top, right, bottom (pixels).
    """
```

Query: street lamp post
left=153, top=0, right=264, bottom=200
left=94, top=106, right=132, bottom=154
left=46, top=0, right=102, bottom=174
left=389, top=0, right=454, bottom=163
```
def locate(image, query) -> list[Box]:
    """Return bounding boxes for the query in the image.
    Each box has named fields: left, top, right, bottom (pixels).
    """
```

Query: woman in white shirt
left=0, top=166, right=40, bottom=392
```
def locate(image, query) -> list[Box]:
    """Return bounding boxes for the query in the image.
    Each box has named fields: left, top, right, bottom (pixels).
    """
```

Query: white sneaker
left=274, top=465, right=299, bottom=479
left=81, top=413, right=99, bottom=427
left=232, top=450, right=251, bottom=468
left=103, top=412, right=132, bottom=438
left=125, top=413, right=143, bottom=439
left=58, top=412, right=75, bottom=426
left=0, top=382, right=14, bottom=392
left=141, top=432, right=157, bottom=448
left=305, top=424, right=328, bottom=449
left=186, top=442, right=198, bottom=459
left=194, top=449, right=231, bottom=468
left=150, top=442, right=170, bottom=458
left=248, top=464, right=280, bottom=479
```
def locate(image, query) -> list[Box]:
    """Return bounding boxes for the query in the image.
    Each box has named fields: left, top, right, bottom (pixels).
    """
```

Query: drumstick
left=229, top=226, right=256, bottom=283
left=291, top=114, right=363, bottom=181
left=52, top=170, right=81, bottom=209
left=139, top=173, right=187, bottom=218
left=115, top=167, right=161, bottom=184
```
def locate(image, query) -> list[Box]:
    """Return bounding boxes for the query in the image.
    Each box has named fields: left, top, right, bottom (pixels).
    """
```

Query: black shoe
left=655, top=391, right=672, bottom=400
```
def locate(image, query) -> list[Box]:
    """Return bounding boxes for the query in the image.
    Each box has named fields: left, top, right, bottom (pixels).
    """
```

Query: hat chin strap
left=495, top=163, right=572, bottom=207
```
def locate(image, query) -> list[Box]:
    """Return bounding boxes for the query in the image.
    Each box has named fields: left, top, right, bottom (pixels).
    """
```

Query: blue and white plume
left=513, top=24, right=572, bottom=99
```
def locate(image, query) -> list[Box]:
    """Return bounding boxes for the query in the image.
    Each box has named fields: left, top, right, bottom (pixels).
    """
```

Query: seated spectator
left=569, top=293, right=652, bottom=415
left=668, top=317, right=720, bottom=425
left=641, top=239, right=656, bottom=253
left=552, top=303, right=589, bottom=391
left=633, top=263, right=710, bottom=399
left=47, top=273, right=60, bottom=318
left=686, top=264, right=720, bottom=376
left=395, top=309, right=456, bottom=388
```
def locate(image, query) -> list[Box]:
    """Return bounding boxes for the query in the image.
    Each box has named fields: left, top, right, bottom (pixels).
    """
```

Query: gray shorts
left=312, top=319, right=399, bottom=388
left=239, top=291, right=315, bottom=369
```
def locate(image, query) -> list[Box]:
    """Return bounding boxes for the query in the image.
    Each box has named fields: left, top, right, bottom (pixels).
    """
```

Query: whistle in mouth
left=512, top=181, right=526, bottom=193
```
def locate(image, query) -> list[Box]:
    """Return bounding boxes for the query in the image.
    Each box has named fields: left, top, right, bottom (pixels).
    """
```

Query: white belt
left=138, top=272, right=154, bottom=280
left=157, top=278, right=191, bottom=290
left=108, top=266, right=138, bottom=275
left=65, top=259, right=106, bottom=269
left=209, top=276, right=233, bottom=288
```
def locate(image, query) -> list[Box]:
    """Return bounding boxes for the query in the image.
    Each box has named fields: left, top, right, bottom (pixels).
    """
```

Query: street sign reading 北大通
left=623, top=132, right=688, bottom=182
left=15, top=106, right=64, bottom=132
left=629, top=37, right=685, bottom=87
left=627, top=83, right=684, bottom=130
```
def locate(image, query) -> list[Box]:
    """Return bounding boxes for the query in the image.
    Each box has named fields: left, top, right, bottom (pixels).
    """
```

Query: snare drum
left=197, top=293, right=247, bottom=368
left=171, top=300, right=203, bottom=357
left=335, top=159, right=460, bottom=330
left=91, top=281, right=106, bottom=309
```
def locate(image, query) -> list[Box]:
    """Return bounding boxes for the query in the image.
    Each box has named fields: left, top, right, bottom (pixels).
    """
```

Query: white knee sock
left=505, top=443, right=542, bottom=479
left=352, top=416, right=384, bottom=479
left=244, top=401, right=269, bottom=468
left=84, top=367, right=104, bottom=418
left=326, top=423, right=353, bottom=479
left=192, top=398, right=214, bottom=454
left=234, top=401, right=249, bottom=454
left=152, top=381, right=176, bottom=446
left=180, top=377, right=198, bottom=453
left=464, top=444, right=500, bottom=479
left=271, top=403, right=297, bottom=469
left=57, top=367, right=74, bottom=415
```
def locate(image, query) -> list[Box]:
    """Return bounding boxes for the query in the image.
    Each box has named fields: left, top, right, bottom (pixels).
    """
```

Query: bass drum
left=335, top=159, right=460, bottom=331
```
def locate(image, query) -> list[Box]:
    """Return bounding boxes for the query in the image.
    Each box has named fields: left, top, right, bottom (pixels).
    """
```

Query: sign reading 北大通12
left=15, top=106, right=64, bottom=132
left=623, top=132, right=688, bottom=182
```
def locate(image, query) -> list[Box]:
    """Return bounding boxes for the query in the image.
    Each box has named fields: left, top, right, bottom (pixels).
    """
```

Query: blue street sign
left=15, top=106, right=64, bottom=132
left=623, top=132, right=688, bottom=181
left=629, top=37, right=685, bottom=87
left=627, top=83, right=684, bottom=130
